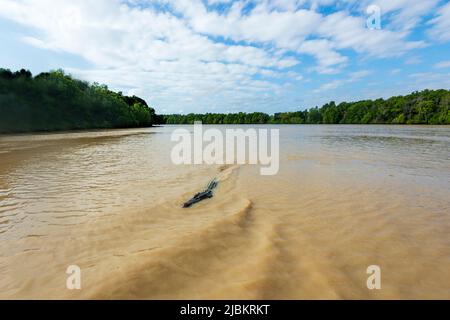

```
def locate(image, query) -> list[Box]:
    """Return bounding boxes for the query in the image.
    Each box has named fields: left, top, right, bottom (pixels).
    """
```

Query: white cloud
left=317, top=11, right=425, bottom=58
left=358, top=0, right=440, bottom=31
left=428, top=2, right=450, bottom=42
left=408, top=72, right=450, bottom=90
left=349, top=70, right=372, bottom=80
left=298, top=39, right=348, bottom=74
left=316, top=79, right=343, bottom=92
left=314, top=69, right=372, bottom=93
left=433, top=60, right=450, bottom=69
left=404, top=56, right=423, bottom=65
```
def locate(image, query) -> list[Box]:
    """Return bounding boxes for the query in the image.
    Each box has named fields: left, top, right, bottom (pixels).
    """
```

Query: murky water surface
left=0, top=125, right=449, bottom=299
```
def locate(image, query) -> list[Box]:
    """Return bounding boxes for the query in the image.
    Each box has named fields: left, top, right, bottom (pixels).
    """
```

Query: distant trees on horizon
left=162, top=89, right=450, bottom=125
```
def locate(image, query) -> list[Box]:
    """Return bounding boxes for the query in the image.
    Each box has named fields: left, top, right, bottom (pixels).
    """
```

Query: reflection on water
left=0, top=125, right=449, bottom=299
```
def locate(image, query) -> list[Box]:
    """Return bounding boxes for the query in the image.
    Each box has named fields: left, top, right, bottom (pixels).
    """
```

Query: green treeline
left=0, top=68, right=156, bottom=133
left=163, top=89, right=450, bottom=125
left=1, top=68, right=449, bottom=134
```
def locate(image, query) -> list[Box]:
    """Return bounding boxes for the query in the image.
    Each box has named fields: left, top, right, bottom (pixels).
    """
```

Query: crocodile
left=183, top=179, right=219, bottom=208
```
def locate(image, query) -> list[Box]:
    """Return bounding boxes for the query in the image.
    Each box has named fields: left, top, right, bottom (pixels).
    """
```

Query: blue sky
left=1, top=0, right=450, bottom=114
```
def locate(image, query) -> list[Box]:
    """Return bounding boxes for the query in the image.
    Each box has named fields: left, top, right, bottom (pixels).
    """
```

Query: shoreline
left=2, top=123, right=449, bottom=137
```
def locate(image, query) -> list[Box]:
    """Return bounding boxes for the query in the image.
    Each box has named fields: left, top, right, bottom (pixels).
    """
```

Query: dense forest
left=1, top=68, right=449, bottom=134
left=0, top=68, right=156, bottom=133
left=163, top=89, right=450, bottom=125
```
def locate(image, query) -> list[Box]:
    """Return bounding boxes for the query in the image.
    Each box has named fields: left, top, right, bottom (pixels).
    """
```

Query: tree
left=0, top=68, right=156, bottom=133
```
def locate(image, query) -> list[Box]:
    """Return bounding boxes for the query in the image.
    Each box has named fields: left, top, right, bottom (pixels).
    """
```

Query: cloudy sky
left=1, top=0, right=450, bottom=114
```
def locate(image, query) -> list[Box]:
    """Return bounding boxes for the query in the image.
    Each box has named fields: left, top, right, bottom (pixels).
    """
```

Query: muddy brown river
left=0, top=125, right=449, bottom=299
